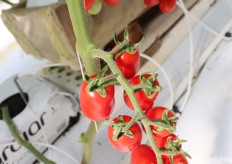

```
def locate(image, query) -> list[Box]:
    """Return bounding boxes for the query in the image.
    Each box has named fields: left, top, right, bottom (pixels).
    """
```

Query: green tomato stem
left=66, top=0, right=99, bottom=75
left=80, top=121, right=103, bottom=164
left=1, top=106, right=55, bottom=164
left=123, top=113, right=139, bottom=132
left=91, top=49, right=163, bottom=164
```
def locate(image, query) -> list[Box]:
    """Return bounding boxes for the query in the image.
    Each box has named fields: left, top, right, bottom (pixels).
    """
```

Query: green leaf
left=123, top=26, right=130, bottom=42
left=114, top=32, right=121, bottom=45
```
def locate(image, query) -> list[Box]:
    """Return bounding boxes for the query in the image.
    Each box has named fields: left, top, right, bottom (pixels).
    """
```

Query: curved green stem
left=1, top=106, right=55, bottom=164
left=91, top=49, right=163, bottom=164
left=123, top=113, right=139, bottom=132
left=66, top=0, right=99, bottom=75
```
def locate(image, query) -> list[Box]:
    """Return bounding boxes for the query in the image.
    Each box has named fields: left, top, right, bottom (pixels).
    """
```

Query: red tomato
left=114, top=48, right=140, bottom=80
left=144, top=0, right=159, bottom=7
left=159, top=0, right=176, bottom=13
left=103, top=0, right=121, bottom=7
left=131, top=144, right=158, bottom=164
left=80, top=74, right=115, bottom=121
left=153, top=133, right=179, bottom=149
left=144, top=106, right=176, bottom=137
left=163, top=153, right=188, bottom=164
left=123, top=74, right=160, bottom=111
left=84, top=0, right=95, bottom=11
left=108, top=115, right=142, bottom=152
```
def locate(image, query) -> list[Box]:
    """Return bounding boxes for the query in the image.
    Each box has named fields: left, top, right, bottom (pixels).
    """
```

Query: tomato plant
left=123, top=73, right=161, bottom=111
left=114, top=46, right=140, bottom=80
left=143, top=0, right=159, bottom=7
left=144, top=106, right=177, bottom=136
left=108, top=115, right=142, bottom=152
left=103, top=0, right=121, bottom=7
left=159, top=0, right=176, bottom=14
left=84, top=0, right=95, bottom=11
left=79, top=74, right=115, bottom=121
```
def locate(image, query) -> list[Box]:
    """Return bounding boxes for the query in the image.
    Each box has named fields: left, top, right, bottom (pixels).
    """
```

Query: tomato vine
left=66, top=0, right=190, bottom=164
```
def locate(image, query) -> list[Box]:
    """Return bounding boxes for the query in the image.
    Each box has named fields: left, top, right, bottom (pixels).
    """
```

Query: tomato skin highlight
left=115, top=50, right=140, bottom=80
left=80, top=75, right=115, bottom=121
left=159, top=0, right=176, bottom=13
left=144, top=106, right=176, bottom=137
left=131, top=144, right=158, bottom=164
left=84, top=0, right=95, bottom=11
left=108, top=115, right=142, bottom=152
left=144, top=0, right=159, bottom=7
left=123, top=74, right=160, bottom=111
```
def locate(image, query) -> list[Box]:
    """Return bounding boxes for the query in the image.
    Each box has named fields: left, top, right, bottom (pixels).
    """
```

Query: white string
left=32, top=142, right=80, bottom=164
left=176, top=1, right=232, bottom=41
left=176, top=0, right=194, bottom=112
left=76, top=51, right=85, bottom=81
left=0, top=142, right=80, bottom=164
left=140, top=53, right=174, bottom=109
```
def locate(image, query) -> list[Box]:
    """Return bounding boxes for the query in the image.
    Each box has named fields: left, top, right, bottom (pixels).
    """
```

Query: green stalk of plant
left=66, top=0, right=99, bottom=76
left=66, top=1, right=102, bottom=164
left=66, top=0, right=164, bottom=163
left=1, top=106, right=55, bottom=164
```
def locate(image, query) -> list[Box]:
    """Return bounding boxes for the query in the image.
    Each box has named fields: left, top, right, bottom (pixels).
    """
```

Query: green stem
left=66, top=1, right=102, bottom=163
left=80, top=121, right=103, bottom=164
left=1, top=106, right=55, bottom=164
left=91, top=49, right=163, bottom=164
left=66, top=0, right=99, bottom=75
left=123, top=113, right=139, bottom=132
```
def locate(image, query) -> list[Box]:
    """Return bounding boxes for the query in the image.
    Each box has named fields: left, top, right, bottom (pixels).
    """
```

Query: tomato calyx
left=157, top=109, right=177, bottom=133
left=160, top=136, right=191, bottom=161
left=113, top=26, right=143, bottom=59
left=147, top=109, right=177, bottom=133
left=131, top=73, right=161, bottom=98
left=109, top=115, right=134, bottom=140
left=85, top=70, right=118, bottom=97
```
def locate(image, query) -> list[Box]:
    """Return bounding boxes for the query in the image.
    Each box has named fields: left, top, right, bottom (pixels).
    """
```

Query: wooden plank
left=140, top=0, right=215, bottom=68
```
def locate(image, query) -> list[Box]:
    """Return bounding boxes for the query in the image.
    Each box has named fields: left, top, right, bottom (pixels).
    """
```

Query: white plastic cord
left=176, top=0, right=195, bottom=112
left=76, top=51, right=85, bottom=81
left=0, top=142, right=80, bottom=164
left=176, top=1, right=232, bottom=41
left=140, top=53, right=174, bottom=109
left=32, top=142, right=80, bottom=164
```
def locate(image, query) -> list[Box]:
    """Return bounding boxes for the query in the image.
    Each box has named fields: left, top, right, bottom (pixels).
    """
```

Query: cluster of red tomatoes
left=85, top=0, right=176, bottom=13
left=79, top=36, right=189, bottom=163
left=144, top=0, right=177, bottom=13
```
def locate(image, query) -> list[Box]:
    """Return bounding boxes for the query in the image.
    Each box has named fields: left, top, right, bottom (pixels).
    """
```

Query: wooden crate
left=1, top=0, right=209, bottom=69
